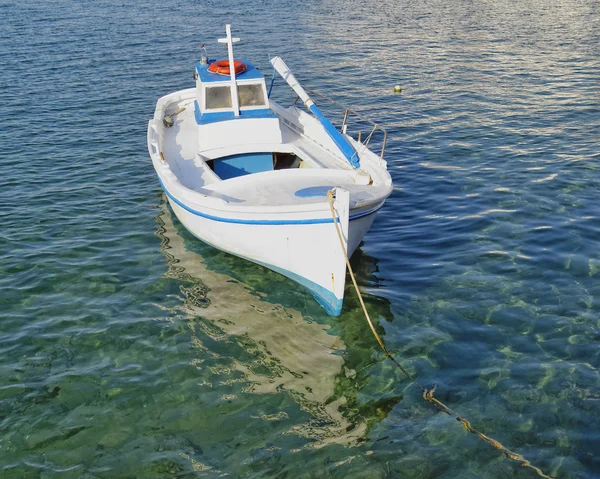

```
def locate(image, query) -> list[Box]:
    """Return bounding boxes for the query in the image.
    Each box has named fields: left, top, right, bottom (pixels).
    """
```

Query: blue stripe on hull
left=260, top=262, right=343, bottom=316
left=158, top=177, right=383, bottom=225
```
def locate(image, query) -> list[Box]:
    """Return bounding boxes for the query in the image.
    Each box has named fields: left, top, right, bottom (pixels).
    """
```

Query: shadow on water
left=153, top=194, right=403, bottom=475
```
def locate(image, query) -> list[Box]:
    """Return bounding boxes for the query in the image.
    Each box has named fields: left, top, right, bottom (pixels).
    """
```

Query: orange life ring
left=208, top=60, right=247, bottom=75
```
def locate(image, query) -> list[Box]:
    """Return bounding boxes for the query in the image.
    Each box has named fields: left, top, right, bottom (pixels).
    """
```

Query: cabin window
left=238, top=84, right=266, bottom=107
left=205, top=86, right=232, bottom=109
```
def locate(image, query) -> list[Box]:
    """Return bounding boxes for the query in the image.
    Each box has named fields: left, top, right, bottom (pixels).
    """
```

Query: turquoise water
left=1, top=0, right=599, bottom=477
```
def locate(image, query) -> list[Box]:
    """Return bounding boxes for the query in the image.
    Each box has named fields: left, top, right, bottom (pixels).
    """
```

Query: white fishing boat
left=147, top=25, right=393, bottom=315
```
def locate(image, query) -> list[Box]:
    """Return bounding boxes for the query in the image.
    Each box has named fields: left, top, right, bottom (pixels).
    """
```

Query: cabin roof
left=195, top=59, right=265, bottom=84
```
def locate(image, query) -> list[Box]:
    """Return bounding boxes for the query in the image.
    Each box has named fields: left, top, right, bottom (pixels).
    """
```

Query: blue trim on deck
left=213, top=152, right=274, bottom=179
left=194, top=100, right=276, bottom=125
left=295, top=186, right=334, bottom=198
left=308, top=104, right=360, bottom=168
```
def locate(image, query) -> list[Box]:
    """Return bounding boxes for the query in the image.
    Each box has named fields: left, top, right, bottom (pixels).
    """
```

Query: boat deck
left=161, top=103, right=385, bottom=208
left=204, top=168, right=379, bottom=207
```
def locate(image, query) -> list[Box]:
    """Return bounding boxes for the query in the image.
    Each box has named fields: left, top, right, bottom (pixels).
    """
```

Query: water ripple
left=1, top=0, right=599, bottom=477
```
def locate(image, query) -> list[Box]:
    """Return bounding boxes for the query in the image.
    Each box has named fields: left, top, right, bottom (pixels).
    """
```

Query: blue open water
left=1, top=0, right=599, bottom=477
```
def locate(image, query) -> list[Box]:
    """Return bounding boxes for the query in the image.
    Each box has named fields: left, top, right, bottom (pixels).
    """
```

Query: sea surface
left=1, top=0, right=599, bottom=477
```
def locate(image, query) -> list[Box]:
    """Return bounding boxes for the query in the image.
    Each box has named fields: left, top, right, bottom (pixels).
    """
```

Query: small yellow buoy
left=394, top=85, right=402, bottom=93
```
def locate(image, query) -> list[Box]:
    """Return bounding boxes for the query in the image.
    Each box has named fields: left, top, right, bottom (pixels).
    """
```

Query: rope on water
left=326, top=190, right=555, bottom=479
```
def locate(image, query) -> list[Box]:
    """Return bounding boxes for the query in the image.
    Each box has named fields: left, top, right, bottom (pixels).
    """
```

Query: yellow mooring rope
left=326, top=190, right=555, bottom=479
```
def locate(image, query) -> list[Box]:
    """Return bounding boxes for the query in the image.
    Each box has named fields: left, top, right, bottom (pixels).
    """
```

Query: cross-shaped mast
left=218, top=24, right=241, bottom=117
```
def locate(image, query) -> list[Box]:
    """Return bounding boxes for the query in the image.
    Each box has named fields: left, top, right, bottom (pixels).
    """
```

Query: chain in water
left=326, top=190, right=555, bottom=479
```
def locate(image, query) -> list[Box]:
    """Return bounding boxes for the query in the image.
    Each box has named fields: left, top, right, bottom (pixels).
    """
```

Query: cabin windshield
left=204, top=82, right=267, bottom=111
left=205, top=86, right=232, bottom=109
left=238, top=84, right=265, bottom=107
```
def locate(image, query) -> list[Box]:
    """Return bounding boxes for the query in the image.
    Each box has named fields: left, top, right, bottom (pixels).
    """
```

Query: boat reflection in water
left=154, top=195, right=400, bottom=451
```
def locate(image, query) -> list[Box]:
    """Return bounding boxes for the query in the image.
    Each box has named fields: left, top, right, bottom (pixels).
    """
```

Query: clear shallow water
left=1, top=0, right=599, bottom=477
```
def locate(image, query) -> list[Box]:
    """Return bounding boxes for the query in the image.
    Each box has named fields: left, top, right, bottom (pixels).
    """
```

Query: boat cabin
left=194, top=59, right=285, bottom=179
left=195, top=59, right=270, bottom=118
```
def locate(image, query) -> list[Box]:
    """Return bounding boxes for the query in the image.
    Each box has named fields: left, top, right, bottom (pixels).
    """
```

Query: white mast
left=218, top=24, right=241, bottom=117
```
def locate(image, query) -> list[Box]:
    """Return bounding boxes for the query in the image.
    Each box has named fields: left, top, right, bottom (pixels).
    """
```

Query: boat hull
left=149, top=86, right=392, bottom=315
left=162, top=186, right=380, bottom=315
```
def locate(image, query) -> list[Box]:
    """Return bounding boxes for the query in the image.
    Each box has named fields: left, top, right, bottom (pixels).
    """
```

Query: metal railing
left=297, top=88, right=388, bottom=162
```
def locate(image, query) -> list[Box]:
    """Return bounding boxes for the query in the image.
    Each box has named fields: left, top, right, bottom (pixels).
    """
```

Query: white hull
left=163, top=188, right=381, bottom=314
left=148, top=59, right=392, bottom=315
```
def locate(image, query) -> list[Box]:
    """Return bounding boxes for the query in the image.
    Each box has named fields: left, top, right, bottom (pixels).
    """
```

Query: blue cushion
left=213, top=153, right=273, bottom=179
